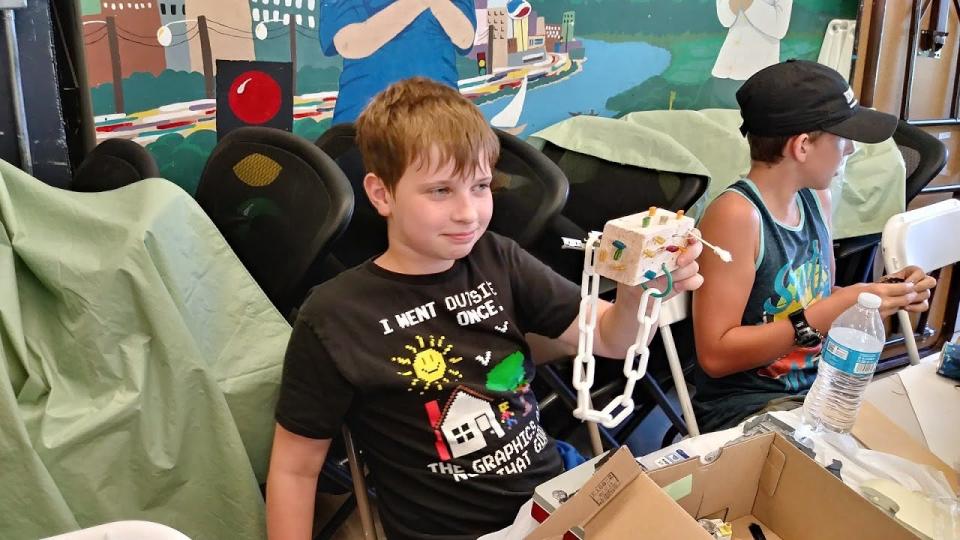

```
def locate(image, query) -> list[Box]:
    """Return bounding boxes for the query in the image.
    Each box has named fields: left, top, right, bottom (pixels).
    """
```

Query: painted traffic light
left=216, top=60, right=293, bottom=140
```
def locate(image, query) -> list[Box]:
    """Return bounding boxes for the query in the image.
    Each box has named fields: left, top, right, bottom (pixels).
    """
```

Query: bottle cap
left=858, top=292, right=882, bottom=310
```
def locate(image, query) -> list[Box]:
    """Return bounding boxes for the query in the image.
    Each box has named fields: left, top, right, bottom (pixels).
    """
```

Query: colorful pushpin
left=643, top=270, right=658, bottom=280
left=648, top=206, right=657, bottom=217
left=653, top=236, right=666, bottom=245
left=676, top=209, right=685, bottom=219
left=612, top=240, right=626, bottom=260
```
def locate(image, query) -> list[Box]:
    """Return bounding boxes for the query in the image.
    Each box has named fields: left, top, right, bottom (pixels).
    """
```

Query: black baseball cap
left=736, top=59, right=897, bottom=144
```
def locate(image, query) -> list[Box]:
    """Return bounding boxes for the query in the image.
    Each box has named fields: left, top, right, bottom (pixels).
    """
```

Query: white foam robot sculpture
left=567, top=207, right=731, bottom=428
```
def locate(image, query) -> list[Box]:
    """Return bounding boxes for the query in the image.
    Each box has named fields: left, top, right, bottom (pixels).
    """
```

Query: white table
left=865, top=353, right=960, bottom=471
left=864, top=362, right=929, bottom=447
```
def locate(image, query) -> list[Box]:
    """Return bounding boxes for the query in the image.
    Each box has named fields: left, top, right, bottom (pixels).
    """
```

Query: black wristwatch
left=788, top=308, right=824, bottom=348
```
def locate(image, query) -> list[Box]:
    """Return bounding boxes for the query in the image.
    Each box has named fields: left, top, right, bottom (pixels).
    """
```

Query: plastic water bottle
left=800, top=292, right=886, bottom=434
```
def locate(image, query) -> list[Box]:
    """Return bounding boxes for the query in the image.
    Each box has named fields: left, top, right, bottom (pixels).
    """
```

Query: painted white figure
left=712, top=0, right=794, bottom=81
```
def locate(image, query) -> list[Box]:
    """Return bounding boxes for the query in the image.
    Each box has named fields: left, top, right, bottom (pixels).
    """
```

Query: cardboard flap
left=584, top=472, right=714, bottom=539
left=525, top=447, right=639, bottom=540
left=641, top=457, right=703, bottom=516
left=752, top=435, right=917, bottom=540
left=648, top=433, right=773, bottom=522
left=852, top=402, right=960, bottom=495
left=758, top=443, right=785, bottom=497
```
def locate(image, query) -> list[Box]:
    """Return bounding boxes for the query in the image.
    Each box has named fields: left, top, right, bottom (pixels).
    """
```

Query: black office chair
left=315, top=124, right=570, bottom=266
left=530, top=140, right=708, bottom=288
left=195, top=126, right=354, bottom=319
left=529, top=139, right=709, bottom=452
left=834, top=120, right=947, bottom=286
left=70, top=138, right=160, bottom=192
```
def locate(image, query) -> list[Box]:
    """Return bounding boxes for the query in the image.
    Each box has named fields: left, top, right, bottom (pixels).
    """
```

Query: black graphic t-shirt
left=276, top=232, right=581, bottom=539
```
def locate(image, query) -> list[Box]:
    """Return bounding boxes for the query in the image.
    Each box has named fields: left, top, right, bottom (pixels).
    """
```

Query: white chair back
left=43, top=521, right=190, bottom=540
left=881, top=199, right=960, bottom=364
left=658, top=291, right=690, bottom=328
left=882, top=199, right=960, bottom=274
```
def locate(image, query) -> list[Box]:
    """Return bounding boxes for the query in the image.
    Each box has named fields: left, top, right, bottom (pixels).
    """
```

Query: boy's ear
left=787, top=133, right=811, bottom=163
left=364, top=173, right=392, bottom=218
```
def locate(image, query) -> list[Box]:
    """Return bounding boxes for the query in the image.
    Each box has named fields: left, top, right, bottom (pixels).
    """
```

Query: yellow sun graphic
left=391, top=335, right=463, bottom=394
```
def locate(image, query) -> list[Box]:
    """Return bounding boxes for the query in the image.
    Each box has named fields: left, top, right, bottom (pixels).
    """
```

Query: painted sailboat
left=490, top=76, right=528, bottom=136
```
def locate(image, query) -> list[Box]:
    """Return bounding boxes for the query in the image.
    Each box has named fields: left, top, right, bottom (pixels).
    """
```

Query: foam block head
left=595, top=208, right=694, bottom=286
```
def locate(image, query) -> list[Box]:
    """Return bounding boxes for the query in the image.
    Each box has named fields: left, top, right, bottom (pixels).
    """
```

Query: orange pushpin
left=648, top=206, right=656, bottom=217
left=676, top=210, right=685, bottom=219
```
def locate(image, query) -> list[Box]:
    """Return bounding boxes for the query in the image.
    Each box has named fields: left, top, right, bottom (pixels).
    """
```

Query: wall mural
left=78, top=0, right=857, bottom=192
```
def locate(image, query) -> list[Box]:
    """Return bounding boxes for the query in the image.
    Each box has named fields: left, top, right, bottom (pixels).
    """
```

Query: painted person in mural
left=713, top=0, right=793, bottom=81
left=319, top=0, right=477, bottom=124
left=266, top=77, right=704, bottom=539
left=691, top=60, right=937, bottom=433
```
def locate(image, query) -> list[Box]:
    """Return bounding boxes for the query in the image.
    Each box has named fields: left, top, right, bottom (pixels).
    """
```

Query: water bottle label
left=822, top=335, right=880, bottom=375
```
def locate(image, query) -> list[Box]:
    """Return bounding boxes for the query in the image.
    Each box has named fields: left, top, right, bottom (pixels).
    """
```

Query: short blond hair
left=355, top=77, right=500, bottom=192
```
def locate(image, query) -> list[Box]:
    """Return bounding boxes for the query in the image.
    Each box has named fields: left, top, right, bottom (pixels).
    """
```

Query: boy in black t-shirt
left=265, top=77, right=704, bottom=540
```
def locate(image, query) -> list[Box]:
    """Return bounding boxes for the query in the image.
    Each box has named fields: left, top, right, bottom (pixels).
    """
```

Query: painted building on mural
left=246, top=0, right=322, bottom=71
left=487, top=7, right=508, bottom=71
left=81, top=2, right=166, bottom=86
left=157, top=1, right=191, bottom=71
left=184, top=0, right=254, bottom=75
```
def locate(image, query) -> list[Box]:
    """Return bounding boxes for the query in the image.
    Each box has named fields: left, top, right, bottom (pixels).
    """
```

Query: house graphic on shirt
left=436, top=386, right=506, bottom=459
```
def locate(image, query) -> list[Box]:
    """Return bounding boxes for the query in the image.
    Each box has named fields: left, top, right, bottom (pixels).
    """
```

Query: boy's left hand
left=881, top=265, right=937, bottom=312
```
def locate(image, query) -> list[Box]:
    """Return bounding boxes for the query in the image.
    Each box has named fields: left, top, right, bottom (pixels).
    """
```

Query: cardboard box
left=532, top=451, right=612, bottom=523
left=527, top=447, right=712, bottom=540
left=528, top=433, right=916, bottom=540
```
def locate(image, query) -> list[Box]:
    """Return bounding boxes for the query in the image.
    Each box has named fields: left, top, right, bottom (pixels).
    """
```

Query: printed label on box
left=589, top=472, right=620, bottom=505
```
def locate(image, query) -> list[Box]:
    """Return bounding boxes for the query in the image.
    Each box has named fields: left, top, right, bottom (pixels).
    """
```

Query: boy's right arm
left=266, top=425, right=332, bottom=540
left=693, top=193, right=922, bottom=379
left=267, top=315, right=355, bottom=539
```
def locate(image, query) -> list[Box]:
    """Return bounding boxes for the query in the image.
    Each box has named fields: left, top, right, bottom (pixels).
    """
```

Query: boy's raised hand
left=863, top=281, right=928, bottom=318
left=620, top=234, right=704, bottom=302
left=875, top=265, right=937, bottom=314
left=669, top=235, right=705, bottom=294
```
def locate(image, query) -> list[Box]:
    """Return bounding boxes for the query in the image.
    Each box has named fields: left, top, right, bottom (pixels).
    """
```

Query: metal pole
left=106, top=16, right=124, bottom=113
left=860, top=0, right=887, bottom=108
left=901, top=0, right=923, bottom=119
left=63, top=0, right=96, bottom=154
left=197, top=15, right=213, bottom=99
left=289, top=21, right=297, bottom=94
left=3, top=9, right=32, bottom=175
left=342, top=426, right=377, bottom=540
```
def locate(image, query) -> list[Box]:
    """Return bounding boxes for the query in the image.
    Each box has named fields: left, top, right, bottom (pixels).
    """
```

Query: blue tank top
left=693, top=179, right=833, bottom=431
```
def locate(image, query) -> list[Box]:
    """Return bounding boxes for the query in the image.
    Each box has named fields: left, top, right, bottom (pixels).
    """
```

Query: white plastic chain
left=571, top=231, right=664, bottom=429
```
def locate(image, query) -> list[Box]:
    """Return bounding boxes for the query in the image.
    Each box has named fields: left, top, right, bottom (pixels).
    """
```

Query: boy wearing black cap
left=691, top=60, right=937, bottom=432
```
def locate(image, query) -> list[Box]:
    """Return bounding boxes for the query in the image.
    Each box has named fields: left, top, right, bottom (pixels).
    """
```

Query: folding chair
left=193, top=127, right=361, bottom=538
left=835, top=120, right=947, bottom=286
left=195, top=126, right=354, bottom=319
left=657, top=292, right=699, bottom=437
left=881, top=198, right=960, bottom=365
